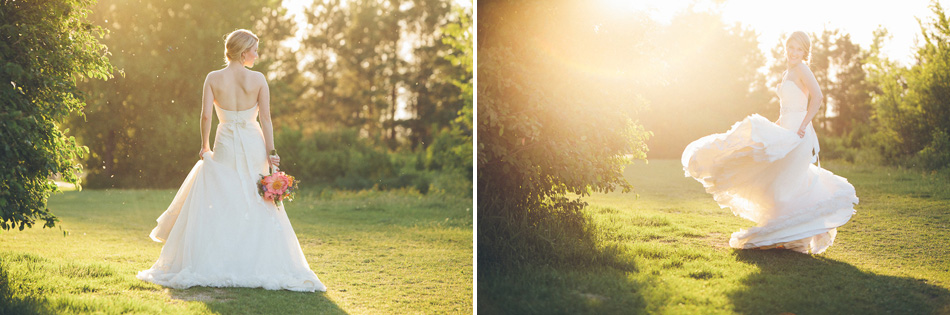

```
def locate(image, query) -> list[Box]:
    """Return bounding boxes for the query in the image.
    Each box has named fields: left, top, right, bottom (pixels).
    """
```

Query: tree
left=910, top=1, right=950, bottom=169
left=478, top=0, right=651, bottom=267
left=865, top=28, right=920, bottom=161
left=295, top=0, right=460, bottom=149
left=866, top=1, right=950, bottom=169
left=826, top=34, right=871, bottom=136
left=403, top=0, right=462, bottom=150
left=0, top=0, right=115, bottom=229
left=297, top=0, right=347, bottom=131
left=425, top=3, right=472, bottom=183
left=810, top=29, right=836, bottom=131
left=334, top=0, right=389, bottom=139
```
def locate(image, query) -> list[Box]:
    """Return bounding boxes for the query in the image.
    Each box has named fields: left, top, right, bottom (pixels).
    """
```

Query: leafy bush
left=865, top=2, right=950, bottom=170
left=0, top=0, right=115, bottom=230
left=275, top=127, right=475, bottom=195
left=818, top=136, right=859, bottom=163
left=911, top=129, right=950, bottom=170
left=276, top=127, right=392, bottom=189
left=424, top=128, right=472, bottom=194
left=478, top=0, right=651, bottom=270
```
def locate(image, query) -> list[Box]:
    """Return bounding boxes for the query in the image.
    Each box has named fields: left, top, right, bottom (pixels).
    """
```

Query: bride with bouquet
left=137, top=29, right=325, bottom=292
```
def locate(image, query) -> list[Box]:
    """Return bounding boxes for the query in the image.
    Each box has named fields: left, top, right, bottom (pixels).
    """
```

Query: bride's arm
left=257, top=73, right=277, bottom=164
left=797, top=63, right=823, bottom=137
left=199, top=73, right=214, bottom=158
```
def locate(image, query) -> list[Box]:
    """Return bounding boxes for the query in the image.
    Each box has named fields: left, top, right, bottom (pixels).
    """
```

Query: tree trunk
left=389, top=42, right=398, bottom=149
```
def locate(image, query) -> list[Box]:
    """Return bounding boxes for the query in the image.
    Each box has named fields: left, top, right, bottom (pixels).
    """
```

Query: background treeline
left=644, top=3, right=950, bottom=173
left=70, top=0, right=472, bottom=193
left=794, top=7, right=950, bottom=172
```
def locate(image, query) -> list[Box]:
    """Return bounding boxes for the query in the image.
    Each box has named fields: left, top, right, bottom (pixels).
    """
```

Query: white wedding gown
left=682, top=80, right=859, bottom=254
left=137, top=104, right=326, bottom=292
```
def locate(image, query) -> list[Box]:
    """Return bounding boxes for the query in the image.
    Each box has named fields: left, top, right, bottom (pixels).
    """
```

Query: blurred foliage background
left=754, top=3, right=950, bottom=172
left=68, top=0, right=473, bottom=194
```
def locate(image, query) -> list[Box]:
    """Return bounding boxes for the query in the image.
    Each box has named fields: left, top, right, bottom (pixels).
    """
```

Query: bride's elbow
left=259, top=115, right=273, bottom=125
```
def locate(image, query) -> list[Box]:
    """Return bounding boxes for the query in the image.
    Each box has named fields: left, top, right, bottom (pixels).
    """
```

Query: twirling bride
left=682, top=31, right=859, bottom=254
left=137, top=29, right=326, bottom=291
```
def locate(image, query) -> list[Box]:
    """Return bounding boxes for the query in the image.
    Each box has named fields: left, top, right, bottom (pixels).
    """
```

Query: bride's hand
left=198, top=148, right=211, bottom=159
left=797, top=127, right=806, bottom=138
left=268, top=154, right=280, bottom=168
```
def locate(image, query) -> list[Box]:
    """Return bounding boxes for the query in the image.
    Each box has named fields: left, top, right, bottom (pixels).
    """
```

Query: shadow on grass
left=478, top=264, right=649, bottom=315
left=0, top=261, right=52, bottom=315
left=169, top=286, right=348, bottom=315
left=1, top=257, right=348, bottom=315
left=478, top=205, right=651, bottom=314
left=729, top=250, right=950, bottom=314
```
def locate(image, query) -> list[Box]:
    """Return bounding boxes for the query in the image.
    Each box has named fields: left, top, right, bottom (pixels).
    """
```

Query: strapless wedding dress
left=137, top=104, right=326, bottom=292
left=682, top=80, right=858, bottom=254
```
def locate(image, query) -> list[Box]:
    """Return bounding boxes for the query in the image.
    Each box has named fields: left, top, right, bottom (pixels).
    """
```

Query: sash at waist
left=215, top=118, right=268, bottom=208
left=219, top=119, right=257, bottom=128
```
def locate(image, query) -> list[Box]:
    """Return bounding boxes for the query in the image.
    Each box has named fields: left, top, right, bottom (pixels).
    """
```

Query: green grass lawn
left=0, top=188, right=473, bottom=314
left=480, top=160, right=950, bottom=314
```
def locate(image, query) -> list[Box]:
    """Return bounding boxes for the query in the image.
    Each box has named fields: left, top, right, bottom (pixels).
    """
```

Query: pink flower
left=258, top=171, right=298, bottom=207
left=266, top=173, right=289, bottom=194
left=263, top=175, right=278, bottom=187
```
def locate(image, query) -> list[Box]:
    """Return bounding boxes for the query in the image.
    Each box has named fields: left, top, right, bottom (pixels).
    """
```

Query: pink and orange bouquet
left=258, top=169, right=298, bottom=208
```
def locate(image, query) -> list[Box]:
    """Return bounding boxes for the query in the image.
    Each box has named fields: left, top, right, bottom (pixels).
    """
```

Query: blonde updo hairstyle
left=224, top=29, right=259, bottom=65
left=785, top=31, right=811, bottom=62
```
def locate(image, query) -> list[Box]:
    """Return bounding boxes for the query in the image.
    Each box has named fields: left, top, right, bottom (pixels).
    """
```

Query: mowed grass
left=0, top=188, right=472, bottom=314
left=480, top=160, right=950, bottom=314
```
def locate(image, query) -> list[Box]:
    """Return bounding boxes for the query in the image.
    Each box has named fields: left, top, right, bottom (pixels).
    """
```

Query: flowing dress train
left=682, top=80, right=859, bottom=254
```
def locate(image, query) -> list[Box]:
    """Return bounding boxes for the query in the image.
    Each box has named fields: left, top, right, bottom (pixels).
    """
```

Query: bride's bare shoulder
left=249, top=70, right=266, bottom=81
left=792, top=61, right=813, bottom=75
left=204, top=69, right=225, bottom=83
left=248, top=70, right=267, bottom=88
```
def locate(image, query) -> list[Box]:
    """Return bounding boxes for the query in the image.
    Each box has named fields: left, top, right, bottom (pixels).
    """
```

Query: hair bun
left=224, top=29, right=259, bottom=64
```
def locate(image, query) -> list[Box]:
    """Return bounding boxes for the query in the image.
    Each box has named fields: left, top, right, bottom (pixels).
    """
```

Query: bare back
left=207, top=68, right=266, bottom=111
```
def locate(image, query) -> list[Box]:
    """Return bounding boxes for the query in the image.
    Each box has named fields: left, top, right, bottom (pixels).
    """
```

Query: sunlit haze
left=601, top=0, right=950, bottom=67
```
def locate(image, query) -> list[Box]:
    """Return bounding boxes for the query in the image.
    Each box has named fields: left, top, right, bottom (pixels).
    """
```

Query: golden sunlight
left=480, top=0, right=950, bottom=158
left=607, top=0, right=950, bottom=67
left=599, top=0, right=701, bottom=23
